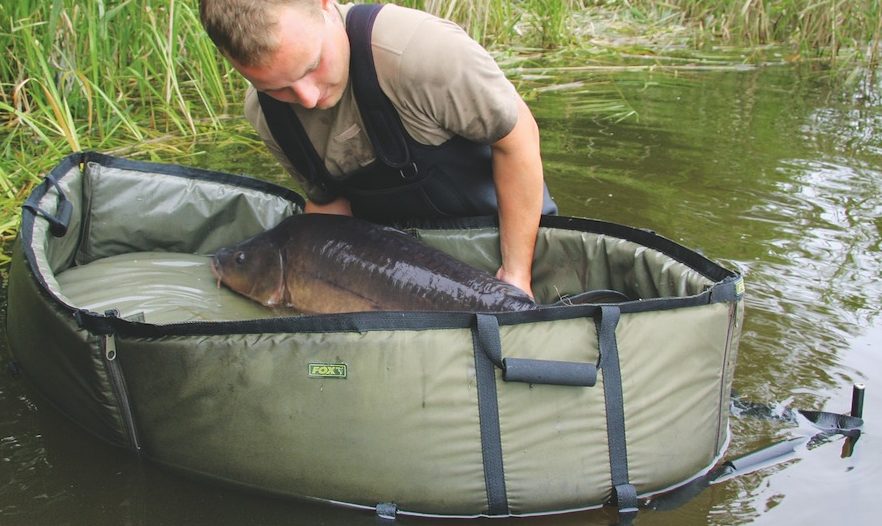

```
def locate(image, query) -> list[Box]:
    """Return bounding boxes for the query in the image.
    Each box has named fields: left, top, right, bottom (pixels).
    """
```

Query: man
left=199, top=0, right=556, bottom=298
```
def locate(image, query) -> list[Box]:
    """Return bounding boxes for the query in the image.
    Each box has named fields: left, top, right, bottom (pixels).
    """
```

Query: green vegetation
left=2, top=0, right=880, bottom=269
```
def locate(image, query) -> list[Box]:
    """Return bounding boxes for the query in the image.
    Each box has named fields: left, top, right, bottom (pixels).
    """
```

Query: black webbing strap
left=709, top=275, right=745, bottom=304
left=346, top=3, right=413, bottom=170
left=595, top=306, right=639, bottom=515
left=471, top=314, right=509, bottom=515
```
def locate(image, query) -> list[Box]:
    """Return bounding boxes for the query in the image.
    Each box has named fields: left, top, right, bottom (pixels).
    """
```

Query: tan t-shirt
left=244, top=3, right=520, bottom=203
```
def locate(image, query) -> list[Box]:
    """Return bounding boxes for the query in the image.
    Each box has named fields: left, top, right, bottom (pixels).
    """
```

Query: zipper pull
left=105, top=333, right=117, bottom=361
left=103, top=309, right=120, bottom=361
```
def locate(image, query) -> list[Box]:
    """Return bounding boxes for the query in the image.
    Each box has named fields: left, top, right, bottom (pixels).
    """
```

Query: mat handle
left=503, top=358, right=597, bottom=386
left=474, top=313, right=603, bottom=387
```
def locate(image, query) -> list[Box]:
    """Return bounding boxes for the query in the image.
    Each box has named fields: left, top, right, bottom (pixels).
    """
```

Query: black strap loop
left=709, top=275, right=744, bottom=303
left=73, top=309, right=120, bottom=335
left=614, top=483, right=639, bottom=513
left=471, top=314, right=509, bottom=515
left=596, top=306, right=639, bottom=517
left=474, top=313, right=503, bottom=367
left=596, top=305, right=620, bottom=371
left=22, top=173, right=74, bottom=237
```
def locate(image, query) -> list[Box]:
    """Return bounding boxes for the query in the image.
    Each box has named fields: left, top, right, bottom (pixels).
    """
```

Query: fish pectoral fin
left=252, top=286, right=284, bottom=307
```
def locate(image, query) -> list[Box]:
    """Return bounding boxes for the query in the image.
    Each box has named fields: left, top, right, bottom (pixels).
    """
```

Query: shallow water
left=2, top=64, right=880, bottom=524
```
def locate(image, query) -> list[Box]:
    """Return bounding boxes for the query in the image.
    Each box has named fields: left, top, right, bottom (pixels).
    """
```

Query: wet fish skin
left=211, top=214, right=537, bottom=314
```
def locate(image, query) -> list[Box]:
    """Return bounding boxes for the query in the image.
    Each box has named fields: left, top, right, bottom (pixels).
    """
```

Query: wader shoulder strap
left=256, top=91, right=333, bottom=196
left=346, top=3, right=413, bottom=170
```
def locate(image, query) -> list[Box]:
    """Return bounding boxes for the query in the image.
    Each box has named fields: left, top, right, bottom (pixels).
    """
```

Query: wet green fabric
left=618, top=305, right=732, bottom=489
left=117, top=329, right=489, bottom=514
left=78, top=162, right=300, bottom=263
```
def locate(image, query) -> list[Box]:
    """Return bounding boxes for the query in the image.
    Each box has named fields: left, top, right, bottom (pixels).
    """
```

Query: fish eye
left=235, top=252, right=246, bottom=265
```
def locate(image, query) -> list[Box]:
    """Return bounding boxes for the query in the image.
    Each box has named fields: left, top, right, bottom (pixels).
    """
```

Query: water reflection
left=1, top=65, right=880, bottom=524
left=533, top=64, right=880, bottom=523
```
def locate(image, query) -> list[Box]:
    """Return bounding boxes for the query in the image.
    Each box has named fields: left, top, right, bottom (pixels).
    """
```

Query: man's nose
left=290, top=79, right=320, bottom=109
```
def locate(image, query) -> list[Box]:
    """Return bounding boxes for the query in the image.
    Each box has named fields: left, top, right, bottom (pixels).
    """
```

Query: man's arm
left=491, top=97, right=545, bottom=299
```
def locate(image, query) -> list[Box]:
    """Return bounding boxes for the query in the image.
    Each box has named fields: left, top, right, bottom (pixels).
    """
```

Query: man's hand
left=496, top=266, right=534, bottom=299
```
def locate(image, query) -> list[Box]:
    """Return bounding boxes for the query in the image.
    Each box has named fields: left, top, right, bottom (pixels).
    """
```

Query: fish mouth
left=209, top=256, right=223, bottom=289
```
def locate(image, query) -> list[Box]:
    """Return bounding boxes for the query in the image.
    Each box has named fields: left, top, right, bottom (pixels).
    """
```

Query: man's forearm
left=491, top=97, right=545, bottom=298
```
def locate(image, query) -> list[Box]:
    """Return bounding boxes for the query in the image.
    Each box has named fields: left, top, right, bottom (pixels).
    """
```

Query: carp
left=210, top=214, right=538, bottom=314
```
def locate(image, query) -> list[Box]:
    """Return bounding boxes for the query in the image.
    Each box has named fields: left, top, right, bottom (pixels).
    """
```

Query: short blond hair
left=199, top=0, right=320, bottom=66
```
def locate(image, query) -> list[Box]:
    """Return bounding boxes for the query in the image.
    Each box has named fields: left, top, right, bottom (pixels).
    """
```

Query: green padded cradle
left=6, top=152, right=743, bottom=519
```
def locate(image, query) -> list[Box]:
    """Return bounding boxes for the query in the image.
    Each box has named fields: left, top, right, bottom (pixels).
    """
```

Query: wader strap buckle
left=399, top=161, right=418, bottom=180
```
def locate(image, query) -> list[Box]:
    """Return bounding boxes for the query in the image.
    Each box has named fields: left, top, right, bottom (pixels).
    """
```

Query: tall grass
left=1, top=0, right=236, bottom=149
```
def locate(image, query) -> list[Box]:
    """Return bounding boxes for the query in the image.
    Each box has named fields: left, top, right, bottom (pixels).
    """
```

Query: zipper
left=715, top=298, right=741, bottom=452
left=104, top=333, right=142, bottom=453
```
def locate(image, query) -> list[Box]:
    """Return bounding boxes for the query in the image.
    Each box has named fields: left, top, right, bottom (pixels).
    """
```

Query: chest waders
left=257, top=3, right=558, bottom=221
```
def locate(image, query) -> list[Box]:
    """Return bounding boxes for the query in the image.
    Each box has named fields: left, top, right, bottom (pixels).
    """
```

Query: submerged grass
left=2, top=0, right=881, bottom=271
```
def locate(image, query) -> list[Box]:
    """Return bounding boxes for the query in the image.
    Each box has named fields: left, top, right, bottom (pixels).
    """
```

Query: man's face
left=232, top=1, right=349, bottom=110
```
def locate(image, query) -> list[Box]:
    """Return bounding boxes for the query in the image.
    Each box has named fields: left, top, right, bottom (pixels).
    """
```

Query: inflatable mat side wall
left=6, top=152, right=743, bottom=517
